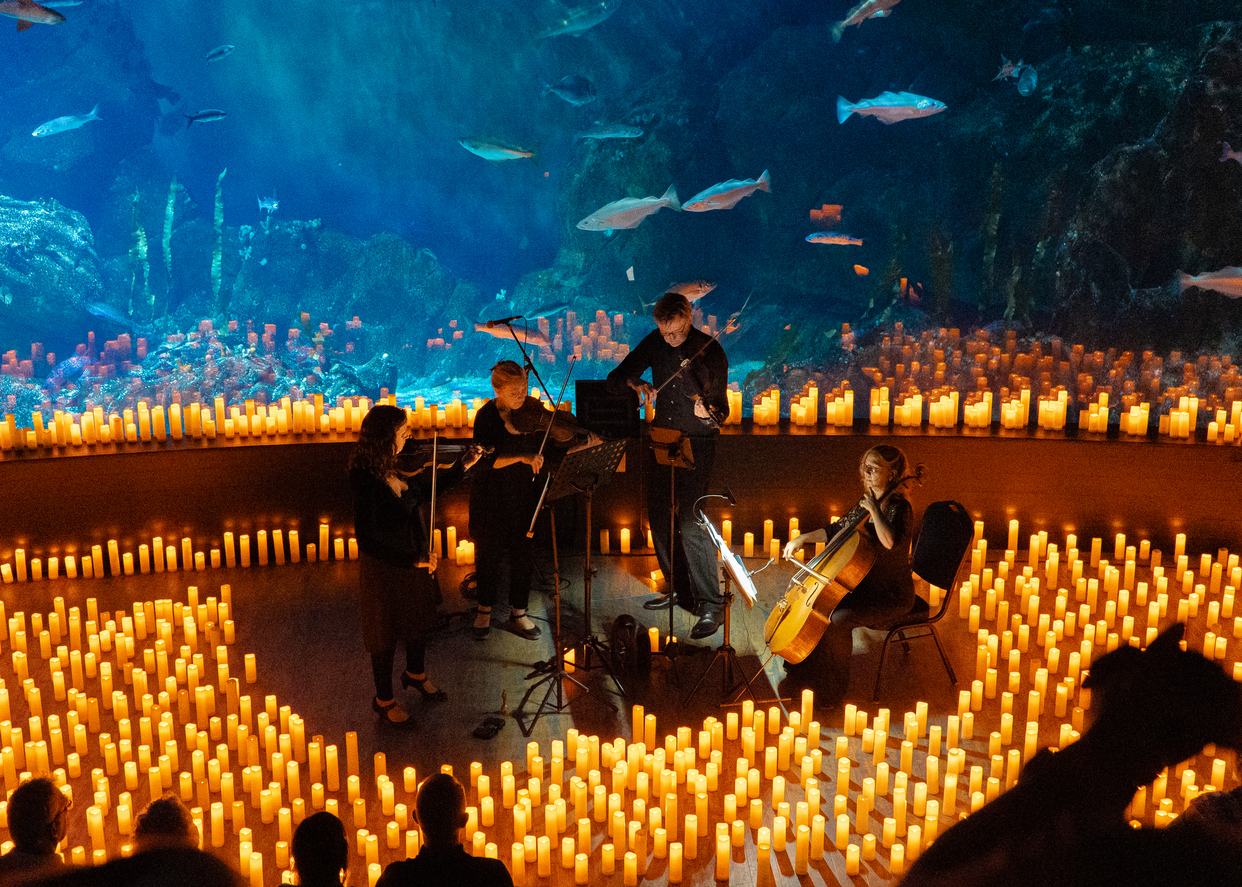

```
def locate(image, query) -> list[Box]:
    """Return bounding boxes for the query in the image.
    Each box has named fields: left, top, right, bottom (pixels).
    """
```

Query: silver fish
left=806, top=231, right=864, bottom=246
left=1016, top=65, right=1038, bottom=96
left=205, top=44, right=235, bottom=62
left=577, top=185, right=680, bottom=235
left=474, top=323, right=551, bottom=349
left=542, top=75, right=597, bottom=107
left=682, top=170, right=771, bottom=212
left=0, top=0, right=64, bottom=30
left=831, top=0, right=900, bottom=42
left=1178, top=267, right=1242, bottom=299
left=258, top=194, right=278, bottom=214
left=837, top=91, right=946, bottom=124
left=666, top=280, right=716, bottom=301
left=535, top=0, right=617, bottom=42
left=576, top=122, right=643, bottom=140
left=32, top=104, right=99, bottom=137
left=459, top=138, right=536, bottom=161
left=185, top=109, right=227, bottom=128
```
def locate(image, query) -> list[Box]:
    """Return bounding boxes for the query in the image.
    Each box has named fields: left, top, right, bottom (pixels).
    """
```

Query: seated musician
left=470, top=360, right=600, bottom=641
left=780, top=445, right=916, bottom=695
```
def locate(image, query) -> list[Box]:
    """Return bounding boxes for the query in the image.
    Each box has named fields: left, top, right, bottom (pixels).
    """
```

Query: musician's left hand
left=861, top=490, right=881, bottom=518
left=692, top=396, right=710, bottom=420
left=462, top=445, right=485, bottom=471
left=569, top=432, right=602, bottom=454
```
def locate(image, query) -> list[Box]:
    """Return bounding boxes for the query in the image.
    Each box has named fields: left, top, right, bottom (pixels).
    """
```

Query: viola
left=507, top=396, right=589, bottom=444
left=764, top=464, right=926, bottom=662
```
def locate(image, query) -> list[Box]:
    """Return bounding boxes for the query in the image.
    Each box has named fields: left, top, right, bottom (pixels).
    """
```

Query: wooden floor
left=4, top=536, right=1237, bottom=886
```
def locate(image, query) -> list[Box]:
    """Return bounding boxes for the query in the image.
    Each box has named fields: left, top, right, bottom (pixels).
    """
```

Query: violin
left=507, top=397, right=590, bottom=444
left=397, top=441, right=491, bottom=474
left=764, top=464, right=926, bottom=663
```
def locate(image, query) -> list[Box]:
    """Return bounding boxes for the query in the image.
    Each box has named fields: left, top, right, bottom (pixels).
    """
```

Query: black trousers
left=645, top=434, right=722, bottom=609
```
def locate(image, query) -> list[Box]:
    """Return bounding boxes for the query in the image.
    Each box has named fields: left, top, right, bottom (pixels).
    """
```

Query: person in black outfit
left=781, top=444, right=916, bottom=695
left=0, top=777, right=72, bottom=885
left=376, top=772, right=514, bottom=887
left=291, top=811, right=349, bottom=887
left=606, top=292, right=730, bottom=640
left=350, top=404, right=482, bottom=723
left=469, top=361, right=599, bottom=641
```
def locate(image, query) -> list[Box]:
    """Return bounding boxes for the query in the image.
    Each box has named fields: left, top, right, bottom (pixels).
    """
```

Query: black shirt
left=606, top=326, right=728, bottom=435
left=376, top=844, right=514, bottom=887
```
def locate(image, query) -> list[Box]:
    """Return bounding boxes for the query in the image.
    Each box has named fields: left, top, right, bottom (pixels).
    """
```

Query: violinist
left=350, top=404, right=484, bottom=724
left=469, top=360, right=600, bottom=641
left=606, top=292, right=730, bottom=640
left=781, top=445, right=916, bottom=695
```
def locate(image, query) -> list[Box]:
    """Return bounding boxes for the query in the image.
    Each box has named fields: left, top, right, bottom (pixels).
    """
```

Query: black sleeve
left=606, top=331, right=657, bottom=394
left=351, top=470, right=418, bottom=565
left=699, top=339, right=729, bottom=420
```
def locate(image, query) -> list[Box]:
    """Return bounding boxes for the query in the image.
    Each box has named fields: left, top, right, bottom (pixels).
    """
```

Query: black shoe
left=505, top=616, right=542, bottom=640
left=401, top=673, right=448, bottom=702
left=644, top=593, right=696, bottom=611
left=690, top=608, right=724, bottom=640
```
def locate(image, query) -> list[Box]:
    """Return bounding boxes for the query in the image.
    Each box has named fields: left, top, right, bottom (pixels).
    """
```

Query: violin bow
left=525, top=359, right=578, bottom=537
left=651, top=292, right=749, bottom=423
left=427, top=432, right=438, bottom=568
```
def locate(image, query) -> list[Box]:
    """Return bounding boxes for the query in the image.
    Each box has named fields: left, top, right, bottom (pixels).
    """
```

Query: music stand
left=648, top=427, right=694, bottom=663
left=683, top=507, right=764, bottom=705
left=514, top=440, right=625, bottom=736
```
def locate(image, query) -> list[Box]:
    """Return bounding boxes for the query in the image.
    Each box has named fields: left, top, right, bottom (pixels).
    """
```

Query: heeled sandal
left=402, top=672, right=448, bottom=702
left=372, top=697, right=409, bottom=724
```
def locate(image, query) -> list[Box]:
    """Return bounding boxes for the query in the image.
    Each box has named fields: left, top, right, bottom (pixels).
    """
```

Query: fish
left=205, top=44, right=235, bottom=62
left=575, top=122, right=643, bottom=140
left=185, top=109, right=227, bottom=128
left=666, top=280, right=716, bottom=301
left=1178, top=267, right=1242, bottom=299
left=1016, top=65, right=1038, bottom=97
left=84, top=301, right=132, bottom=326
left=806, top=232, right=864, bottom=246
left=459, top=138, right=536, bottom=161
left=1221, top=142, right=1242, bottom=165
left=542, top=75, right=597, bottom=107
left=535, top=0, right=617, bottom=42
left=44, top=354, right=89, bottom=391
left=831, top=0, right=900, bottom=42
left=854, top=265, right=870, bottom=275
left=258, top=194, right=278, bottom=214
left=837, top=91, right=947, bottom=124
left=682, top=170, right=771, bottom=212
left=0, top=0, right=64, bottom=30
left=39, top=0, right=81, bottom=6
left=576, top=185, right=680, bottom=235
left=474, top=322, right=551, bottom=349
left=528, top=301, right=571, bottom=319
left=32, top=104, right=99, bottom=137
left=994, top=55, right=1024, bottom=81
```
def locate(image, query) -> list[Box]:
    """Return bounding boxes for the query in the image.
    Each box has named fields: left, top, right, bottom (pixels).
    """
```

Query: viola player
left=781, top=444, right=916, bottom=696
left=606, top=292, right=730, bottom=640
left=469, top=360, right=599, bottom=640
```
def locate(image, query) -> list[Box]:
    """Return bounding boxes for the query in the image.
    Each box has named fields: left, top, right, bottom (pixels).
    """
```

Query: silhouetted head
left=350, top=404, right=409, bottom=479
left=134, top=795, right=198, bottom=853
left=414, top=773, right=468, bottom=847
left=1084, top=623, right=1242, bottom=769
left=7, top=777, right=70, bottom=854
left=292, top=812, right=348, bottom=886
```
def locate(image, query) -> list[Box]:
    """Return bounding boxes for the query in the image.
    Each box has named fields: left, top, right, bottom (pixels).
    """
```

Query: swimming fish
left=474, top=322, right=551, bottom=349
left=806, top=232, right=864, bottom=246
left=577, top=185, right=680, bottom=235
left=1221, top=142, right=1242, bottom=165
left=831, top=0, right=900, bottom=42
left=44, top=354, right=89, bottom=390
left=535, top=0, right=617, bottom=42
left=258, top=194, right=278, bottom=214
left=185, top=109, right=227, bottom=128
left=682, top=170, right=771, bottom=212
left=666, top=280, right=716, bottom=301
left=39, top=0, right=81, bottom=6
left=0, top=0, right=64, bottom=29
left=542, top=75, right=597, bottom=106
left=1178, top=267, right=1242, bottom=299
left=460, top=138, right=536, bottom=161
left=1015, top=65, right=1038, bottom=97
left=575, top=122, right=643, bottom=140
left=854, top=265, right=869, bottom=275
left=32, top=104, right=99, bottom=137
left=205, top=44, right=234, bottom=62
left=528, top=301, right=571, bottom=319
left=994, top=55, right=1024, bottom=81
left=837, top=92, right=946, bottom=124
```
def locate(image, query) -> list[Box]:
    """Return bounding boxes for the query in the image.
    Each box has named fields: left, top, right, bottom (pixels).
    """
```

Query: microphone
left=485, top=315, right=523, bottom=328
left=722, top=485, right=737, bottom=506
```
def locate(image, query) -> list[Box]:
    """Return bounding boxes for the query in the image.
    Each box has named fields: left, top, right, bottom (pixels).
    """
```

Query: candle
left=669, top=843, right=682, bottom=883
left=575, top=852, right=589, bottom=885
left=621, top=529, right=631, bottom=554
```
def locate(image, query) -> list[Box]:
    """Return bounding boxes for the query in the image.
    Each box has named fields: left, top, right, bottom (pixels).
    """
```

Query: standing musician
left=470, top=360, right=600, bottom=641
left=781, top=444, right=916, bottom=695
left=606, top=292, right=730, bottom=640
left=350, top=404, right=484, bottom=724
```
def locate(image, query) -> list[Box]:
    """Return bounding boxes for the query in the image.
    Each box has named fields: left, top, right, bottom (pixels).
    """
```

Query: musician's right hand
left=524, top=453, right=544, bottom=473
left=629, top=379, right=657, bottom=406
left=386, top=475, right=408, bottom=496
left=783, top=534, right=808, bottom=560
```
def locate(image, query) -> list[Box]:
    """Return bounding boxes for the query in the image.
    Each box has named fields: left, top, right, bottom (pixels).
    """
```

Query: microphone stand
left=495, top=318, right=557, bottom=407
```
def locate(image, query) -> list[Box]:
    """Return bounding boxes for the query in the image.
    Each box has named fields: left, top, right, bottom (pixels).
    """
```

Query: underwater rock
left=1053, top=23, right=1242, bottom=351
left=0, top=196, right=103, bottom=339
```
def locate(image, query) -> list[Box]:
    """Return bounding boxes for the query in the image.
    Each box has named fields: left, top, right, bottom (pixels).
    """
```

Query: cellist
left=780, top=445, right=916, bottom=696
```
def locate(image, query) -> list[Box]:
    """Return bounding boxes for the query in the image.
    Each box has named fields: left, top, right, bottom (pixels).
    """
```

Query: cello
left=764, top=464, right=925, bottom=663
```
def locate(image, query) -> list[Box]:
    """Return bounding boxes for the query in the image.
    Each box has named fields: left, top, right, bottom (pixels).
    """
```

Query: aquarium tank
left=2, top=0, right=1242, bottom=430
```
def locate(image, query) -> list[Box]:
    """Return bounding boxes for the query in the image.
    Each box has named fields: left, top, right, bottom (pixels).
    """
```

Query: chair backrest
left=911, top=501, right=974, bottom=591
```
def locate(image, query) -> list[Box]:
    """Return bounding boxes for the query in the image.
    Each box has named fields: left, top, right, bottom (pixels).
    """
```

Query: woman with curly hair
left=350, top=404, right=482, bottom=722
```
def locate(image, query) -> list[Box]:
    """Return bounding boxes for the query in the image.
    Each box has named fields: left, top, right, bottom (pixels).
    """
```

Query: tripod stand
left=647, top=427, right=694, bottom=665
left=514, top=440, right=624, bottom=736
